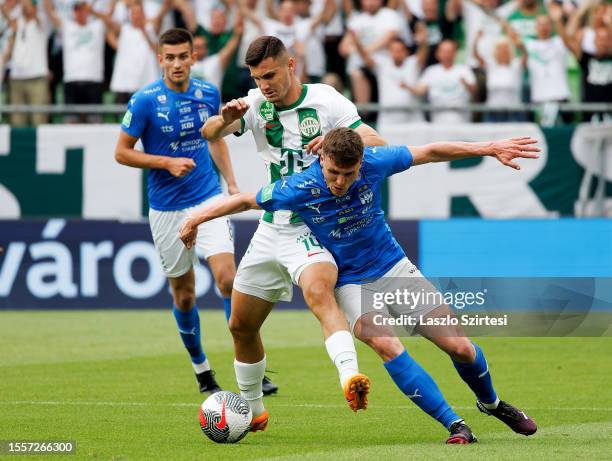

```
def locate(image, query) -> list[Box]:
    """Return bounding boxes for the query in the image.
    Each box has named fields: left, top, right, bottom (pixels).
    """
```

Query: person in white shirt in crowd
left=473, top=27, right=524, bottom=122
left=462, top=0, right=518, bottom=68
left=409, top=39, right=477, bottom=123
left=339, top=0, right=404, bottom=121
left=311, top=0, right=345, bottom=79
left=512, top=3, right=572, bottom=122
left=6, top=0, right=49, bottom=126
left=109, top=0, right=171, bottom=104
left=194, top=0, right=234, bottom=33
left=235, top=0, right=265, bottom=95
left=43, top=0, right=117, bottom=122
left=349, top=23, right=429, bottom=128
left=269, top=0, right=335, bottom=83
left=567, top=0, right=611, bottom=62
left=0, top=15, right=16, bottom=101
left=191, top=19, right=242, bottom=92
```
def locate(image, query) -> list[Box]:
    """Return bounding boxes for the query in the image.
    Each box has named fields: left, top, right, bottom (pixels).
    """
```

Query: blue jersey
left=256, top=145, right=413, bottom=286
left=121, top=78, right=222, bottom=211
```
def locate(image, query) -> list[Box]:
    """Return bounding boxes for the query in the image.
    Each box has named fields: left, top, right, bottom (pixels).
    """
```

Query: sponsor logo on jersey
left=179, top=106, right=191, bottom=114
left=122, top=110, right=132, bottom=128
left=306, top=203, right=321, bottom=214
left=259, top=101, right=275, bottom=121
left=194, top=89, right=204, bottom=99
left=157, top=111, right=170, bottom=122
left=298, top=178, right=317, bottom=189
left=299, top=115, right=320, bottom=138
left=143, top=85, right=161, bottom=94
left=161, top=125, right=174, bottom=133
left=181, top=121, right=195, bottom=130
left=311, top=216, right=325, bottom=223
left=198, top=108, right=209, bottom=123
left=157, top=94, right=167, bottom=104
left=310, top=188, right=320, bottom=196
left=329, top=228, right=342, bottom=239
left=261, top=184, right=274, bottom=202
left=169, top=141, right=180, bottom=152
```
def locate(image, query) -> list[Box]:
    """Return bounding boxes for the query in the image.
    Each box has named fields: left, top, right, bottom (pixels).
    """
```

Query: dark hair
left=245, top=36, right=287, bottom=67
left=321, top=128, right=364, bottom=167
left=159, top=28, right=193, bottom=50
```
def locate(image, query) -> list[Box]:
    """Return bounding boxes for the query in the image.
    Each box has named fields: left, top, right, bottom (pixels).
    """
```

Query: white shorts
left=335, top=257, right=441, bottom=333
left=149, top=195, right=234, bottom=278
left=233, top=221, right=337, bottom=303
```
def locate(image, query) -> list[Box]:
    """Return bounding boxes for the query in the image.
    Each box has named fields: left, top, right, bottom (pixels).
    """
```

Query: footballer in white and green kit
left=232, top=83, right=363, bottom=301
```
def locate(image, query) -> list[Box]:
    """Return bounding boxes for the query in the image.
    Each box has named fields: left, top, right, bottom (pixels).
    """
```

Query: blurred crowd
left=0, top=0, right=610, bottom=127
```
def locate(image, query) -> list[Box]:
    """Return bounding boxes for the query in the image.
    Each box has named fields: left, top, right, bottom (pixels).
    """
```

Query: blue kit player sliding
left=179, top=127, right=540, bottom=443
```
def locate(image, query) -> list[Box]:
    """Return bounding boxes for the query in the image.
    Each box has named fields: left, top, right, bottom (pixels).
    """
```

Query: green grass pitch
left=1, top=310, right=611, bottom=460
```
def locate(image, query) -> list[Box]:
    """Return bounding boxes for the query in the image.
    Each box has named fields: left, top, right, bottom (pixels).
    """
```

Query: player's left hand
left=179, top=217, right=199, bottom=249
left=305, top=136, right=324, bottom=155
left=491, top=136, right=540, bottom=170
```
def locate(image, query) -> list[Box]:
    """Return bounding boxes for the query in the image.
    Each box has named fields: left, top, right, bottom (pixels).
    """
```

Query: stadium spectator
left=293, top=0, right=336, bottom=83
left=463, top=0, right=517, bottom=68
left=198, top=7, right=243, bottom=100
left=409, top=39, right=477, bottom=123
left=191, top=20, right=243, bottom=92
left=43, top=0, right=117, bottom=123
left=350, top=25, right=428, bottom=128
left=565, top=4, right=612, bottom=120
left=473, top=29, right=523, bottom=122
left=109, top=0, right=170, bottom=104
left=506, top=0, right=544, bottom=41
left=235, top=0, right=264, bottom=96
left=7, top=0, right=49, bottom=126
left=514, top=5, right=572, bottom=122
left=567, top=0, right=611, bottom=55
left=264, top=0, right=302, bottom=54
left=339, top=0, right=403, bottom=120
left=0, top=17, right=16, bottom=99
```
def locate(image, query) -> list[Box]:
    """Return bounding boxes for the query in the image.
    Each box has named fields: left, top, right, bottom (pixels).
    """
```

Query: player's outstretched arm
left=201, top=99, right=249, bottom=140
left=409, top=137, right=540, bottom=171
left=115, top=131, right=196, bottom=177
left=179, top=193, right=260, bottom=249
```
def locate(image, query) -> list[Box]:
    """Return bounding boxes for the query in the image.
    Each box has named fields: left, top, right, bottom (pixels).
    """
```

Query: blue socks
left=223, top=298, right=231, bottom=322
left=452, top=342, right=498, bottom=405
left=385, top=350, right=462, bottom=430
left=172, top=304, right=206, bottom=365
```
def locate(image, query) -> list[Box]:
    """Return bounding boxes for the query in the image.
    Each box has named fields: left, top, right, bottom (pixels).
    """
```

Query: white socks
left=235, top=355, right=266, bottom=417
left=481, top=397, right=500, bottom=410
left=192, top=358, right=211, bottom=374
left=325, top=330, right=359, bottom=387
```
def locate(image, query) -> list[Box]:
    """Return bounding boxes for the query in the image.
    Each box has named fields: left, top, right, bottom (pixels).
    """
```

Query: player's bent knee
left=228, top=316, right=258, bottom=341
left=447, top=339, right=476, bottom=363
left=215, top=273, right=235, bottom=297
left=173, top=289, right=196, bottom=312
left=303, top=280, right=334, bottom=309
left=359, top=335, right=405, bottom=362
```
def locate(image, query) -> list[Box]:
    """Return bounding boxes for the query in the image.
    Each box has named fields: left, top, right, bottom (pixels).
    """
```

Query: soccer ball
left=199, top=391, right=252, bottom=443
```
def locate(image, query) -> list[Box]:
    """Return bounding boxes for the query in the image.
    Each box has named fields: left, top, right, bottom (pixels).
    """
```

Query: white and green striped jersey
left=235, top=83, right=362, bottom=225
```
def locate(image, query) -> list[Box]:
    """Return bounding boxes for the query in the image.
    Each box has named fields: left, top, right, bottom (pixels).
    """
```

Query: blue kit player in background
left=180, top=127, right=540, bottom=443
left=113, top=28, right=266, bottom=396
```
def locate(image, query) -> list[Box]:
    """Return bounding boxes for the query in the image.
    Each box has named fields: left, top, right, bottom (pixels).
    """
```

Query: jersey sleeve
left=121, top=93, right=149, bottom=139
left=366, top=145, right=413, bottom=180
left=327, top=86, right=362, bottom=129
left=256, top=178, right=300, bottom=212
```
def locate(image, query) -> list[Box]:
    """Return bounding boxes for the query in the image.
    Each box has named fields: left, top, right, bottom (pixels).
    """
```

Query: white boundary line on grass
left=1, top=400, right=612, bottom=412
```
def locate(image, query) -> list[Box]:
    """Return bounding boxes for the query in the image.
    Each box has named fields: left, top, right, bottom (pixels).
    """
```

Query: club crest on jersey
left=310, top=188, right=320, bottom=196
left=157, top=94, right=167, bottom=104
left=194, top=89, right=204, bottom=99
left=359, top=188, right=373, bottom=205
left=198, top=108, right=209, bottom=123
left=299, top=116, right=320, bottom=138
left=259, top=102, right=275, bottom=121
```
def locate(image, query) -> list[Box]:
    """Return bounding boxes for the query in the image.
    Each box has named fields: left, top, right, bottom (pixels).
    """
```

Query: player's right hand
left=167, top=157, right=196, bottom=177
left=221, top=99, right=249, bottom=124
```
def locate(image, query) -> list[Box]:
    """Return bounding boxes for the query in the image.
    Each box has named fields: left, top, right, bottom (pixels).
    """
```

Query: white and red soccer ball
left=199, top=391, right=252, bottom=443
